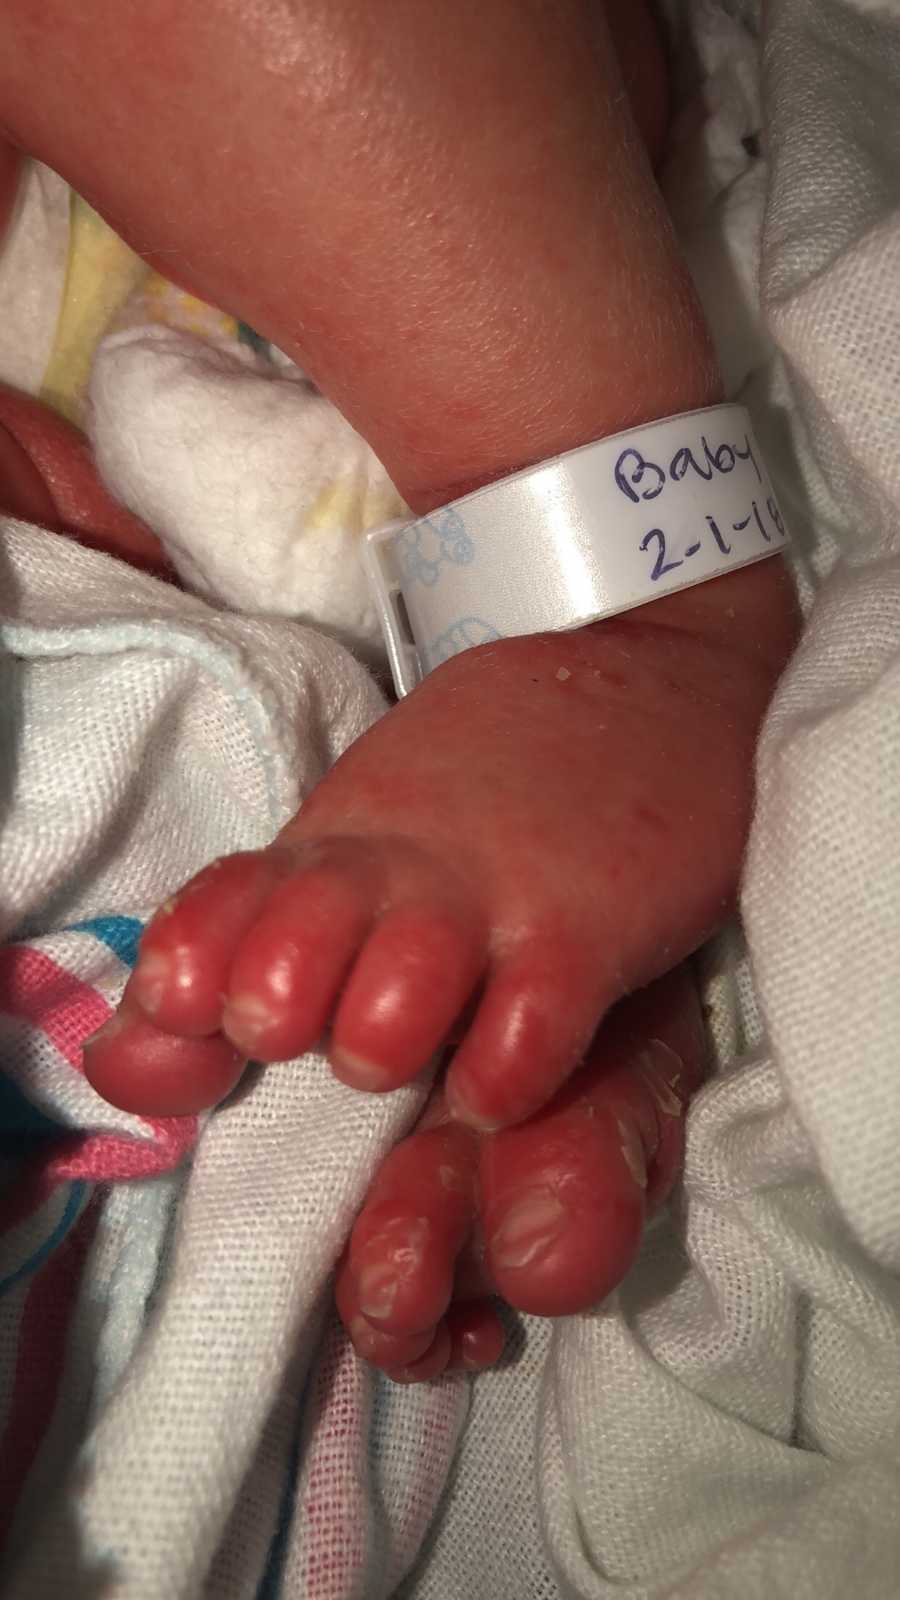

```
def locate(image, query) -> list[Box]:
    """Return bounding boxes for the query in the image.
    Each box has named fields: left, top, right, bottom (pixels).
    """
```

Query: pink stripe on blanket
left=302, top=1323, right=369, bottom=1598
left=0, top=945, right=198, bottom=1179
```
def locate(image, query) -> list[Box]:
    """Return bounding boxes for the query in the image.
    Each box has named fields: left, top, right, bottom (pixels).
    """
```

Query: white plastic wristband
left=362, top=403, right=788, bottom=698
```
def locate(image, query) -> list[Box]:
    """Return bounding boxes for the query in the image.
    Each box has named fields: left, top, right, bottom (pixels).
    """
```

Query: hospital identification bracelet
left=362, top=403, right=788, bottom=698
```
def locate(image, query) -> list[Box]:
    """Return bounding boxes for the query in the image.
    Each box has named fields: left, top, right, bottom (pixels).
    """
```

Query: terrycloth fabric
left=88, top=314, right=403, bottom=663
left=2, top=0, right=900, bottom=1595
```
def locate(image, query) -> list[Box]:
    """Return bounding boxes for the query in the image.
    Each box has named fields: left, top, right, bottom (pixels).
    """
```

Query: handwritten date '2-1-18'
left=640, top=496, right=785, bottom=582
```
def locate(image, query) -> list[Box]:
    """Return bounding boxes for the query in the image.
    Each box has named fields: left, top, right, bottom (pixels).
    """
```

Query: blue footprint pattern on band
left=427, top=617, right=503, bottom=668
left=393, top=508, right=475, bottom=587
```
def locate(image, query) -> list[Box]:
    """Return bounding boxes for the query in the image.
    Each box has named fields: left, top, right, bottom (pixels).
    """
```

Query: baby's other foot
left=92, top=567, right=790, bottom=1131
left=0, top=382, right=169, bottom=574
left=337, top=967, right=704, bottom=1382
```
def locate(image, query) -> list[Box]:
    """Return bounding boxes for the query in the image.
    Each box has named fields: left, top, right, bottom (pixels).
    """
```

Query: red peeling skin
left=480, top=1000, right=698, bottom=1317
left=346, top=1120, right=478, bottom=1336
left=129, top=854, right=295, bottom=1040
left=477, top=973, right=706, bottom=1321
left=335, top=967, right=705, bottom=1371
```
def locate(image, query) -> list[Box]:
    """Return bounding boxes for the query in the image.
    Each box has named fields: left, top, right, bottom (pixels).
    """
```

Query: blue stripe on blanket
left=67, top=916, right=144, bottom=970
left=0, top=918, right=141, bottom=1302
left=0, top=1180, right=86, bottom=1299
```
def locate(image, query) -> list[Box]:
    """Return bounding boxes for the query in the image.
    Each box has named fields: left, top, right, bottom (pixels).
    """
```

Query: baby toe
left=386, top=1323, right=453, bottom=1385
left=335, top=1262, right=440, bottom=1375
left=221, top=851, right=374, bottom=1060
left=445, top=938, right=607, bottom=1131
left=83, top=997, right=245, bottom=1116
left=444, top=1300, right=506, bottom=1372
left=479, top=969, right=704, bottom=1316
left=330, top=903, right=484, bottom=1092
left=132, top=852, right=286, bottom=1036
left=481, top=1110, right=648, bottom=1318
left=345, top=1119, right=478, bottom=1338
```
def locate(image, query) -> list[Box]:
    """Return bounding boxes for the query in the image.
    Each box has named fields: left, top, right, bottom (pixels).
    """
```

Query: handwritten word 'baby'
left=614, top=432, right=762, bottom=505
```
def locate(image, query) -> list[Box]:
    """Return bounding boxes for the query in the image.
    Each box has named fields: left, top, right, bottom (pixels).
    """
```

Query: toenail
left=84, top=1013, right=125, bottom=1048
left=132, top=949, right=171, bottom=1014
left=222, top=993, right=276, bottom=1046
left=357, top=1263, right=401, bottom=1322
left=355, top=1218, right=430, bottom=1319
left=490, top=1192, right=566, bottom=1271
left=445, top=1078, right=502, bottom=1133
left=331, top=1047, right=400, bottom=1092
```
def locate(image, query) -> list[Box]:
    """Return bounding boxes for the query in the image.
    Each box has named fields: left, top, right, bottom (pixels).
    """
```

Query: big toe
left=83, top=996, right=246, bottom=1116
left=481, top=968, right=704, bottom=1317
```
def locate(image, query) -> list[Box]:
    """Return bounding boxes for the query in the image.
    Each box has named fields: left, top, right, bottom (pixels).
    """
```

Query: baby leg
left=74, top=0, right=797, bottom=1127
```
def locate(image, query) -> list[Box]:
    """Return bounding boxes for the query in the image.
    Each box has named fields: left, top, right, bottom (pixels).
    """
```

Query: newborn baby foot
left=81, top=568, right=782, bottom=1384
left=336, top=967, right=704, bottom=1381
left=87, top=559, right=789, bottom=1133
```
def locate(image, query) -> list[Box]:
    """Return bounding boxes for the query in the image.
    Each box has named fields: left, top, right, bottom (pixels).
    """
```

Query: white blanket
left=2, top=0, right=900, bottom=1594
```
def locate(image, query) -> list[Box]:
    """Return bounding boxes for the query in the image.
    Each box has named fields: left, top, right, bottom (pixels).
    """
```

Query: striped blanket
left=0, top=521, right=469, bottom=1597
